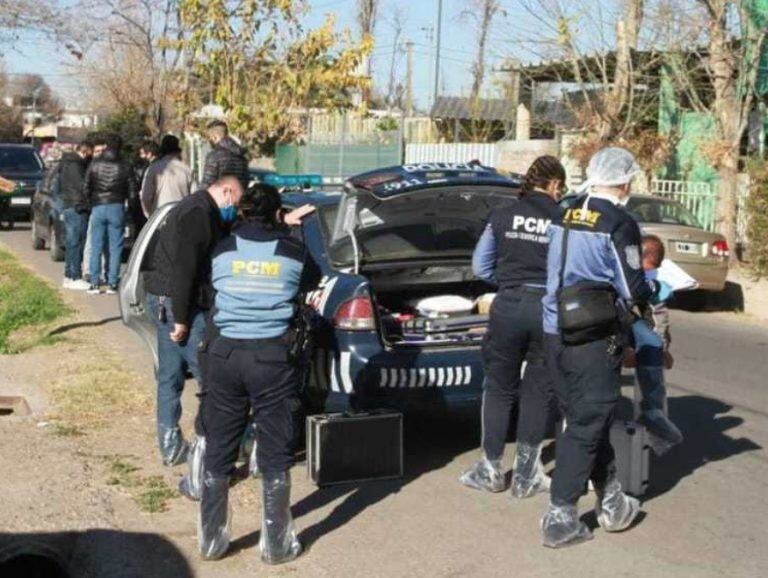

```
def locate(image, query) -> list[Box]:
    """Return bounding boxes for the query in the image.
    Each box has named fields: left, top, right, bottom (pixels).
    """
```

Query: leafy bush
left=746, top=160, right=768, bottom=279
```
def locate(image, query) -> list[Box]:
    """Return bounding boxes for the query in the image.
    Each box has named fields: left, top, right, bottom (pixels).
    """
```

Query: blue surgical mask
left=219, top=204, right=237, bottom=223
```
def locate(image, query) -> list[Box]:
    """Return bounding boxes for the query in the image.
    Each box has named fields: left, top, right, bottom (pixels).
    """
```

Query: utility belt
left=498, top=284, right=547, bottom=296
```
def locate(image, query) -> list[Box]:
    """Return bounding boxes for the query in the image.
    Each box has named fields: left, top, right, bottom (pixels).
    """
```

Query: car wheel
left=49, top=224, right=65, bottom=262
left=31, top=219, right=45, bottom=250
left=0, top=217, right=14, bottom=231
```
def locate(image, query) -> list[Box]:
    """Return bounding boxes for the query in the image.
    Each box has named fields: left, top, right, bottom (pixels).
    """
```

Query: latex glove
left=652, top=280, right=673, bottom=304
left=170, top=323, right=189, bottom=343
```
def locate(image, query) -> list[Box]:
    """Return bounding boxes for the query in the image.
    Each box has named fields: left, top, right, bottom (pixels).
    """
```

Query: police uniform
left=197, top=219, right=315, bottom=564
left=463, top=190, right=562, bottom=496
left=541, top=192, right=657, bottom=547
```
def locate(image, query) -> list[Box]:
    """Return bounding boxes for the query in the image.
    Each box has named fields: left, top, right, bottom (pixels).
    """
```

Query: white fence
left=405, top=143, right=499, bottom=167
left=650, top=179, right=718, bottom=232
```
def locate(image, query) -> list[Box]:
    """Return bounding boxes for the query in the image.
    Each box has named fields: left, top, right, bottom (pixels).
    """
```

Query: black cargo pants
left=544, top=333, right=621, bottom=505
left=202, top=335, right=302, bottom=477
left=481, top=286, right=555, bottom=461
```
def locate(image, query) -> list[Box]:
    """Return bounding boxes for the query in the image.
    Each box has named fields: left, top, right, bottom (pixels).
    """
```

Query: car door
left=119, top=202, right=177, bottom=369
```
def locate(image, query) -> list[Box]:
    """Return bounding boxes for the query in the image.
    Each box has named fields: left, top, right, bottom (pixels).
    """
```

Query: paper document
left=657, top=259, right=699, bottom=291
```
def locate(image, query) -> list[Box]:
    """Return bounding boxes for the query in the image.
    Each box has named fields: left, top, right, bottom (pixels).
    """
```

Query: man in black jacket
left=59, top=140, right=93, bottom=290
left=201, top=121, right=249, bottom=190
left=83, top=133, right=136, bottom=294
left=143, top=175, right=245, bottom=465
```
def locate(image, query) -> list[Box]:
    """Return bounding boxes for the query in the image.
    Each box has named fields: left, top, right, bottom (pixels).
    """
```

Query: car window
left=0, top=148, right=44, bottom=172
left=317, top=185, right=516, bottom=265
left=627, top=198, right=702, bottom=228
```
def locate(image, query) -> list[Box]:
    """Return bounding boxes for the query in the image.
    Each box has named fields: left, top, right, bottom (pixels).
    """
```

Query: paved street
left=2, top=223, right=768, bottom=577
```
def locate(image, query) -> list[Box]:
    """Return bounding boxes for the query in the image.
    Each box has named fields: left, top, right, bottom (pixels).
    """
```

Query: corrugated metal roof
left=430, top=96, right=515, bottom=122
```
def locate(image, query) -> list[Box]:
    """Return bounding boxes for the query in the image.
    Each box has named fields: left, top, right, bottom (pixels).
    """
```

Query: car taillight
left=334, top=296, right=376, bottom=330
left=712, top=240, right=729, bottom=258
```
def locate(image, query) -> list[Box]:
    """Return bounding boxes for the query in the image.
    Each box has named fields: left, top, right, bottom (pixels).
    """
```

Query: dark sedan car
left=0, top=144, right=45, bottom=228
left=120, top=163, right=522, bottom=413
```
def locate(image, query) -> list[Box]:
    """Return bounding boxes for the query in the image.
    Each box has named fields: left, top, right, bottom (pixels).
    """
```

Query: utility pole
left=406, top=40, right=414, bottom=118
left=433, top=0, right=443, bottom=106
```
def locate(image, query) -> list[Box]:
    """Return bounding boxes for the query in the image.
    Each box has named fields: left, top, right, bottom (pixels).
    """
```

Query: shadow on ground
left=644, top=394, right=763, bottom=500
left=48, top=316, right=122, bottom=337
left=671, top=282, right=745, bottom=313
left=233, top=411, right=480, bottom=553
left=0, top=530, right=193, bottom=578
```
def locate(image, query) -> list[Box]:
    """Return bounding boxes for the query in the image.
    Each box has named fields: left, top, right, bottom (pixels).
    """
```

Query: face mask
left=219, top=204, right=237, bottom=223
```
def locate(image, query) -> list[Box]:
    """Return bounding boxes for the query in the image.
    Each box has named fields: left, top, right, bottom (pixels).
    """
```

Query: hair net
left=579, top=147, right=640, bottom=192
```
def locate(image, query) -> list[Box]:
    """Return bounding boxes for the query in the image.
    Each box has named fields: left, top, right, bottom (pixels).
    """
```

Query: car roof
left=281, top=190, right=344, bottom=208
left=347, top=163, right=523, bottom=199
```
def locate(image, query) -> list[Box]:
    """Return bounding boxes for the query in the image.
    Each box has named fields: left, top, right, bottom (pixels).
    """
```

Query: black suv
left=0, top=144, right=45, bottom=229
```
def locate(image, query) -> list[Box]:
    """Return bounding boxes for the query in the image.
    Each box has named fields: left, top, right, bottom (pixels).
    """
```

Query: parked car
left=561, top=193, right=729, bottom=292
left=627, top=195, right=729, bottom=291
left=31, top=162, right=139, bottom=262
left=120, top=163, right=522, bottom=412
left=0, top=143, right=45, bottom=227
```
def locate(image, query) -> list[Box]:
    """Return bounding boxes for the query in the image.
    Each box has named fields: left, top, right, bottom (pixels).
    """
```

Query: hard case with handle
left=307, top=411, right=403, bottom=486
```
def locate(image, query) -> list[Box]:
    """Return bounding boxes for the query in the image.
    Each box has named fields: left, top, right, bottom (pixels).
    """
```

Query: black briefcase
left=307, top=411, right=403, bottom=486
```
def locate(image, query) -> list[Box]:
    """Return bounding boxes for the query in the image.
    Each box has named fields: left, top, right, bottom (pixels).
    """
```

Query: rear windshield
left=628, top=198, right=701, bottom=228
left=317, top=185, right=518, bottom=266
left=0, top=147, right=43, bottom=173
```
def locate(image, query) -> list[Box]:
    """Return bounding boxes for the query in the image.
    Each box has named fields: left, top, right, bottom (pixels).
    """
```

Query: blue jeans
left=89, top=203, right=124, bottom=286
left=146, top=293, right=206, bottom=447
left=63, top=208, right=88, bottom=280
left=632, top=319, right=665, bottom=413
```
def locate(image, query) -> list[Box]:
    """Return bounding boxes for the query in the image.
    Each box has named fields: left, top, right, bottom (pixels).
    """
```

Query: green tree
left=178, top=0, right=372, bottom=153
left=99, top=106, right=152, bottom=157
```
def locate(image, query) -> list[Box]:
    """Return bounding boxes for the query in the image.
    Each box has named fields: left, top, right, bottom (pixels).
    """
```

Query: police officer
left=540, top=148, right=663, bottom=548
left=197, top=185, right=318, bottom=564
left=460, top=156, right=566, bottom=498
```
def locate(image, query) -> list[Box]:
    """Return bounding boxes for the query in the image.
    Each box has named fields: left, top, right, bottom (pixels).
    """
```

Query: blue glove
left=652, top=280, right=673, bottom=304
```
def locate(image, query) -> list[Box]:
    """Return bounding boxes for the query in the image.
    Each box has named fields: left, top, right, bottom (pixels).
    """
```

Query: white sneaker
left=86, top=284, right=102, bottom=295
left=63, top=278, right=91, bottom=291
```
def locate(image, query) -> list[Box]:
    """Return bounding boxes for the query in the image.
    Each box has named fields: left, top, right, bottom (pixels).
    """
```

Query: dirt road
left=2, top=224, right=767, bottom=577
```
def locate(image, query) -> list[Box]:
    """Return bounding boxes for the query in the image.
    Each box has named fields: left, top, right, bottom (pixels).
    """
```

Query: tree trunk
left=717, top=149, right=739, bottom=260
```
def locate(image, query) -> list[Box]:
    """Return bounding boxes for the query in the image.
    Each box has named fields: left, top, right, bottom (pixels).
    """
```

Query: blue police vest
left=211, top=222, right=306, bottom=340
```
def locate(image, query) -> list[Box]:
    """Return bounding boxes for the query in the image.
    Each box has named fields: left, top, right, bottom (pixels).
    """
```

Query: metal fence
left=650, top=179, right=718, bottom=231
left=275, top=130, right=402, bottom=182
left=405, top=143, right=499, bottom=167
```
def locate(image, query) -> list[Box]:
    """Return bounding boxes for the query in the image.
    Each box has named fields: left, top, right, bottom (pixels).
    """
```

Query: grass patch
left=50, top=422, right=85, bottom=437
left=0, top=247, right=71, bottom=353
left=102, top=455, right=177, bottom=513
left=48, top=350, right=152, bottom=430
left=136, top=476, right=178, bottom=513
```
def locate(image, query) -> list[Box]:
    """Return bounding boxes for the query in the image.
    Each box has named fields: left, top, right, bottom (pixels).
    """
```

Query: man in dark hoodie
left=83, top=133, right=136, bottom=294
left=201, top=121, right=249, bottom=190
left=59, top=140, right=94, bottom=290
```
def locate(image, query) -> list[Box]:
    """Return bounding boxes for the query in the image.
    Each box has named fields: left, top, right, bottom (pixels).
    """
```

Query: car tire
left=31, top=220, right=45, bottom=250
left=0, top=217, right=14, bottom=231
left=49, top=224, right=65, bottom=262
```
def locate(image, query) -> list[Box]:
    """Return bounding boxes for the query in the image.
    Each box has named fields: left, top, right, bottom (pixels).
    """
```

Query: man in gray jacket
left=141, top=135, right=193, bottom=217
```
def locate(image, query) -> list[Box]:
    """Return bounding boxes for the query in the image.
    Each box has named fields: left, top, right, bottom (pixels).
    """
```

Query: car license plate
left=675, top=241, right=702, bottom=255
left=10, top=197, right=30, bottom=205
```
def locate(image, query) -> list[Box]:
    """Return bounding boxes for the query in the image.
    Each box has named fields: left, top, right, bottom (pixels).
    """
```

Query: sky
left=1, top=0, right=532, bottom=110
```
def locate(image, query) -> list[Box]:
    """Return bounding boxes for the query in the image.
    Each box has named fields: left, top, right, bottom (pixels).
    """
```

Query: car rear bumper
left=676, top=260, right=728, bottom=292
left=1, top=194, right=33, bottom=220
left=310, top=332, right=485, bottom=411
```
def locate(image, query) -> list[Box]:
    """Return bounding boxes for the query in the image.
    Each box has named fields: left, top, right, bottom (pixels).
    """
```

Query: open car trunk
left=364, top=264, right=495, bottom=346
